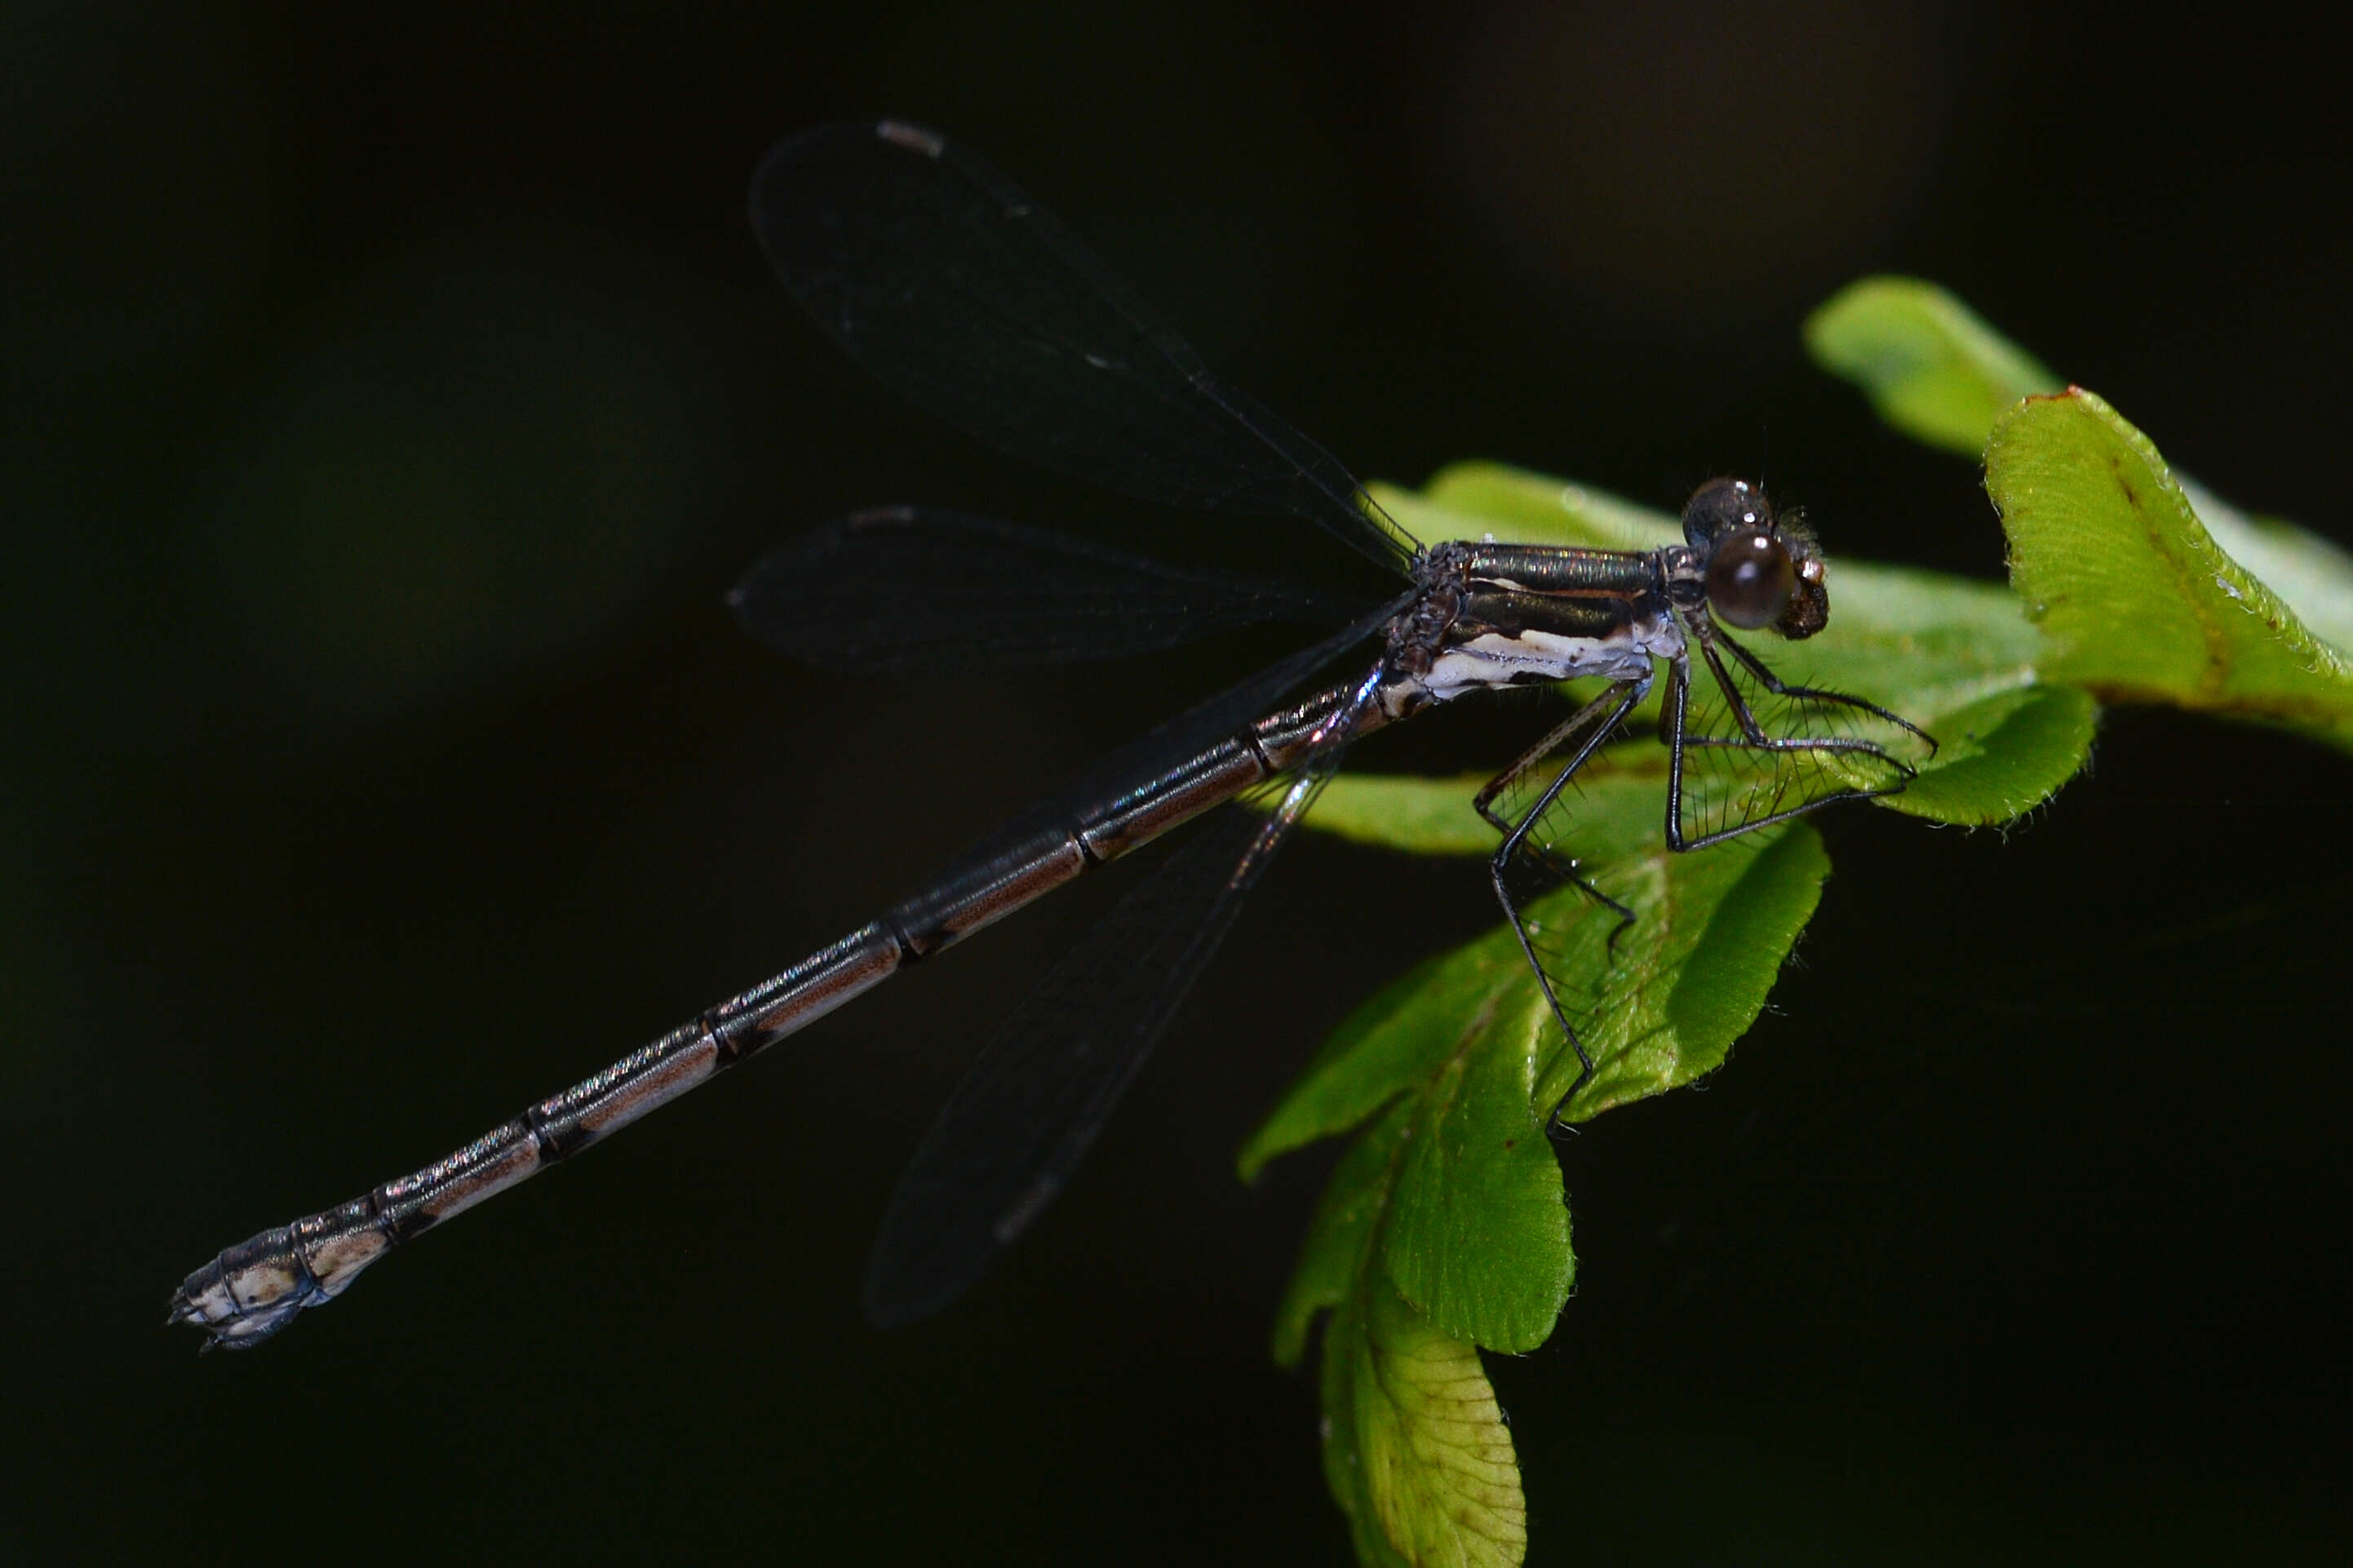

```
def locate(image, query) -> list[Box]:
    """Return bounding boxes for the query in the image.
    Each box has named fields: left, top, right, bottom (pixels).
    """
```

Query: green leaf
left=1808, top=278, right=2353, bottom=673
left=1299, top=761, right=1667, bottom=862
left=1253, top=813, right=1827, bottom=1319
left=1241, top=954, right=1481, bottom=1180
left=1795, top=555, right=2045, bottom=712
left=1276, top=280, right=2353, bottom=1565
left=1381, top=990, right=1571, bottom=1353
left=1553, top=823, right=1832, bottom=1118
left=1873, top=682, right=2098, bottom=825
left=1264, top=450, right=2088, bottom=1557
left=1245, top=916, right=1575, bottom=1353
left=1987, top=388, right=2353, bottom=751
left=1274, top=288, right=2246, bottom=1565
left=1803, top=276, right=2061, bottom=457
left=1256, top=816, right=1835, bottom=1567
left=1250, top=755, right=1756, bottom=1166
left=1389, top=465, right=1681, bottom=552
left=1695, top=555, right=2089, bottom=820
left=1322, top=1276, right=1527, bottom=1568
left=1271, top=1096, right=1415, bottom=1368
left=2182, top=478, right=2353, bottom=658
left=1282, top=1098, right=1527, bottom=1564
left=1299, top=773, right=1513, bottom=858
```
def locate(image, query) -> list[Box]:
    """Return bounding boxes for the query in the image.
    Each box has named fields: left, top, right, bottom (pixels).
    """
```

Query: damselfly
left=172, top=122, right=1932, bottom=1349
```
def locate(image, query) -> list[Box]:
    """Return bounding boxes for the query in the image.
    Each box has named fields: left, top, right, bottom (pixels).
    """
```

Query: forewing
left=750, top=122, right=1418, bottom=572
left=730, top=507, right=1370, bottom=671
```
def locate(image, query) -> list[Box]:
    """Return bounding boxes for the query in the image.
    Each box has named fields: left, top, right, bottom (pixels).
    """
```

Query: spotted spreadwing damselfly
left=172, top=121, right=1931, bottom=1349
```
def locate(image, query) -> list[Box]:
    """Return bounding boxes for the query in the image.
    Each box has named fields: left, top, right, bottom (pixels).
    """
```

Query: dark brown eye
left=1705, top=529, right=1796, bottom=629
left=1681, top=477, right=1768, bottom=548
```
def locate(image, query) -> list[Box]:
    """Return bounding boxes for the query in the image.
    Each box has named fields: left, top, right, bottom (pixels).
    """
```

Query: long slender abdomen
left=168, top=681, right=1371, bottom=1349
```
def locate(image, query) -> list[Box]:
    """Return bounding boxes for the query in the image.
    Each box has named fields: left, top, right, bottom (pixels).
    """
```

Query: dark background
left=7, top=2, right=2349, bottom=1562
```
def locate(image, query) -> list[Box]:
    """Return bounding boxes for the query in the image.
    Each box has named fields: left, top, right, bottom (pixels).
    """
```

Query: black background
left=7, top=2, right=2349, bottom=1562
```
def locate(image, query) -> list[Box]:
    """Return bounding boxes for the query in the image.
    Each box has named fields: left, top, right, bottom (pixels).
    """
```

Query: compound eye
left=1706, top=529, right=1796, bottom=630
left=1682, top=477, right=1766, bottom=548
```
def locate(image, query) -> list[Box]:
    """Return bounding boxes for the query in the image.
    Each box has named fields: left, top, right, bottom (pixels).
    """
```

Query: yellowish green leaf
left=1803, top=276, right=2060, bottom=456
left=1987, top=388, right=2353, bottom=751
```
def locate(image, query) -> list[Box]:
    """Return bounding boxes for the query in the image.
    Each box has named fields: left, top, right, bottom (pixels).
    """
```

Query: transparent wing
left=862, top=675, right=1378, bottom=1327
left=730, top=507, right=1371, bottom=671
left=750, top=122, right=1419, bottom=573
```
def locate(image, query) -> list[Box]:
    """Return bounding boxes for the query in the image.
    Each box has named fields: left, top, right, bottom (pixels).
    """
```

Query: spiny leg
left=1474, top=687, right=1642, bottom=941
left=1664, top=641, right=1920, bottom=853
left=1713, top=629, right=1939, bottom=753
left=1482, top=678, right=1647, bottom=1132
left=1691, top=636, right=1903, bottom=767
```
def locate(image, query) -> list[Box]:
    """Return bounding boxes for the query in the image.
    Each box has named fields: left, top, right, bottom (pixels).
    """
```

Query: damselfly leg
left=1664, top=626, right=1936, bottom=853
left=1473, top=684, right=1649, bottom=942
left=1479, top=677, right=1651, bottom=1132
left=1484, top=614, right=1938, bottom=1132
left=1708, top=628, right=1935, bottom=744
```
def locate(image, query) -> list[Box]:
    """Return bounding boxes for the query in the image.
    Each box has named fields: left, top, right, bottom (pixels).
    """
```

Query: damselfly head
left=1682, top=477, right=1829, bottom=641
